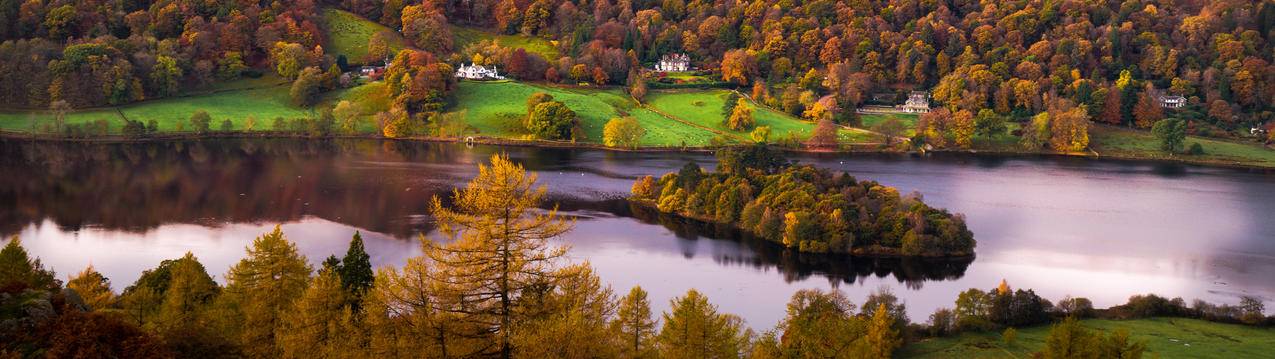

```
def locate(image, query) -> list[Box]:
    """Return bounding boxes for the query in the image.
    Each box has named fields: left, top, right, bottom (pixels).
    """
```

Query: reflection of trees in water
left=610, top=201, right=972, bottom=288
left=0, top=139, right=481, bottom=237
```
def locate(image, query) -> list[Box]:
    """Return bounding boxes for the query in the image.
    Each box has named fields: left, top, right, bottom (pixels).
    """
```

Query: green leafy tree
left=774, top=289, right=865, bottom=358
left=188, top=111, right=212, bottom=134
left=655, top=289, right=749, bottom=358
left=1151, top=118, right=1187, bottom=154
left=604, top=117, right=647, bottom=149
left=224, top=226, right=313, bottom=358
left=525, top=100, right=578, bottom=140
left=1041, top=316, right=1100, bottom=359
left=526, top=92, right=554, bottom=117
left=271, top=42, right=309, bottom=79
left=291, top=66, right=324, bottom=107
left=150, top=56, right=183, bottom=97
left=974, top=109, right=1007, bottom=140
left=872, top=117, right=907, bottom=147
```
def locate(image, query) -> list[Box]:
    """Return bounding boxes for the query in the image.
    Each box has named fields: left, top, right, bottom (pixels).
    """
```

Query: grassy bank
left=322, top=9, right=408, bottom=63
left=1091, top=125, right=1275, bottom=168
left=900, top=317, right=1275, bottom=359
left=0, top=81, right=308, bottom=134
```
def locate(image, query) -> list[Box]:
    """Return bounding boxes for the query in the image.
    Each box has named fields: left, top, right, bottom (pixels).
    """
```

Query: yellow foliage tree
left=425, top=154, right=574, bottom=357
left=67, top=265, right=115, bottom=311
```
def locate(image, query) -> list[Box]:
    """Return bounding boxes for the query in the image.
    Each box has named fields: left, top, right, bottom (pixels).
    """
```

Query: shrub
left=189, top=111, right=212, bottom=134
left=1187, top=142, right=1204, bottom=155
left=122, top=119, right=147, bottom=137
left=220, top=119, right=234, bottom=132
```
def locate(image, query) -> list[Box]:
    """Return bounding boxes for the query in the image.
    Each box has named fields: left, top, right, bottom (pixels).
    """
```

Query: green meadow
left=322, top=9, right=409, bottom=63
left=452, top=26, right=560, bottom=61
left=451, top=81, right=719, bottom=147
left=900, top=317, right=1275, bottom=359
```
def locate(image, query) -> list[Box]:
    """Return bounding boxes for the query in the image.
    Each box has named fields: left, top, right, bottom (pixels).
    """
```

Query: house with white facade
left=655, top=53, right=690, bottom=72
left=455, top=63, right=505, bottom=80
left=1158, top=95, right=1186, bottom=109
left=902, top=91, right=930, bottom=113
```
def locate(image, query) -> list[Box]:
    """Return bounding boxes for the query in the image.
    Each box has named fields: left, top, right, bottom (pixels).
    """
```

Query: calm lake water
left=2, top=138, right=1273, bottom=329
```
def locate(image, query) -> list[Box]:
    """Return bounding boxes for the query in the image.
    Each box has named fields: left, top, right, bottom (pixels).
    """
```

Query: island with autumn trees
left=630, top=145, right=976, bottom=257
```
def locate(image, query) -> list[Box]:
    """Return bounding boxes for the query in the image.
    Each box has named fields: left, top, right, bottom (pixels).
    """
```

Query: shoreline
left=2, top=130, right=1273, bottom=173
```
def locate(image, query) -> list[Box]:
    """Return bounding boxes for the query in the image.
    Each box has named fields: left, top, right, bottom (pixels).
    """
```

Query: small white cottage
left=655, top=53, right=690, bottom=72
left=902, top=91, right=930, bottom=113
left=1158, top=95, right=1186, bottom=109
left=455, top=63, right=505, bottom=80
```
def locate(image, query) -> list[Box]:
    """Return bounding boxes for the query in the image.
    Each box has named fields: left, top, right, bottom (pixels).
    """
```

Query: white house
left=1158, top=95, right=1186, bottom=109
left=902, top=91, right=930, bottom=113
left=455, top=63, right=505, bottom=80
left=655, top=53, right=690, bottom=72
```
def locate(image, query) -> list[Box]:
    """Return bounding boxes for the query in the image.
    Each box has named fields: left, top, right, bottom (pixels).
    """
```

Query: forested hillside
left=2, top=1, right=1271, bottom=135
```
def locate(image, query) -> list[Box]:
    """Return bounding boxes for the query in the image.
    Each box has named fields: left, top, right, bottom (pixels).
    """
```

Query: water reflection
left=3, top=138, right=1275, bottom=329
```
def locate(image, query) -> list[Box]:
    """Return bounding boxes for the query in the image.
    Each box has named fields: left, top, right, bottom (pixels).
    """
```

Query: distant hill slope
left=322, top=9, right=409, bottom=64
left=452, top=26, right=560, bottom=61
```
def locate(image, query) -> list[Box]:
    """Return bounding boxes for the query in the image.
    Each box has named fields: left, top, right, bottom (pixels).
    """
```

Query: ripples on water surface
left=1, top=139, right=1272, bottom=328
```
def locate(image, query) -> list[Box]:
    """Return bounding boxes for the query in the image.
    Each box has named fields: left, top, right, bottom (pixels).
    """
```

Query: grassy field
left=1091, top=125, right=1275, bottom=168
left=860, top=113, right=918, bottom=137
left=645, top=89, right=814, bottom=140
left=452, top=26, right=559, bottom=61
left=322, top=9, right=408, bottom=63
left=0, top=78, right=312, bottom=133
left=452, top=81, right=719, bottom=146
left=900, top=317, right=1275, bottom=359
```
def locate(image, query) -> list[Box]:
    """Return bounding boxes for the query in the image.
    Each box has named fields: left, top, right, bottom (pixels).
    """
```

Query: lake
left=2, top=138, right=1272, bottom=329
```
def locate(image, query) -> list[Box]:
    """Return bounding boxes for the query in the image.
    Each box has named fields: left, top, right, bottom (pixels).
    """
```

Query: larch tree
left=612, top=286, right=658, bottom=358
left=862, top=303, right=902, bottom=359
left=67, top=265, right=115, bottom=311
left=149, top=253, right=230, bottom=356
left=278, top=268, right=362, bottom=358
left=425, top=154, right=574, bottom=358
left=655, top=289, right=750, bottom=358
left=725, top=99, right=754, bottom=131
left=224, top=226, right=313, bottom=358
left=512, top=264, right=618, bottom=358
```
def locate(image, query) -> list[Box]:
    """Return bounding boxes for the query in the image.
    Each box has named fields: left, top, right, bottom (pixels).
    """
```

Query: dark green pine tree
left=337, top=232, right=374, bottom=306
left=0, top=237, right=59, bottom=290
left=322, top=255, right=342, bottom=274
